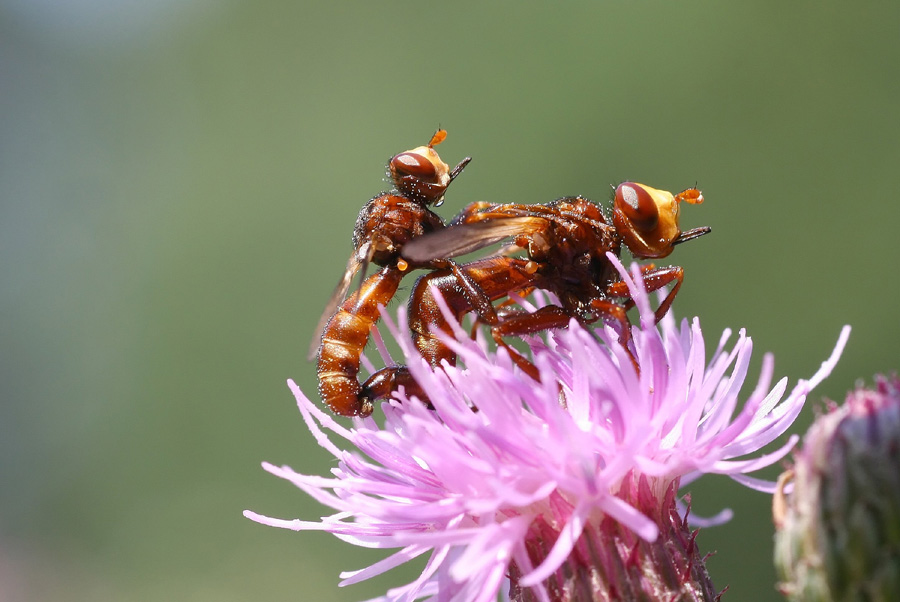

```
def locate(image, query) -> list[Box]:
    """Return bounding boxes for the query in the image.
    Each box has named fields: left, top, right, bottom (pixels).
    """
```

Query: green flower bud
left=774, top=375, right=900, bottom=601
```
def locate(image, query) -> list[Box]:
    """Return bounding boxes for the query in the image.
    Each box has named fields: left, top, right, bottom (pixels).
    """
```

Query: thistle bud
left=774, top=375, right=900, bottom=601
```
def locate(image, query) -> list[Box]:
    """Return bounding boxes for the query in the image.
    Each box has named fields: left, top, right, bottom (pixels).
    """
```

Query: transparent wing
left=401, top=216, right=545, bottom=263
left=306, top=242, right=373, bottom=361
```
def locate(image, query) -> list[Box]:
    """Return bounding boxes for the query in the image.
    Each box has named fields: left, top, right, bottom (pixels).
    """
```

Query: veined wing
left=401, top=216, right=545, bottom=263
left=306, top=242, right=373, bottom=361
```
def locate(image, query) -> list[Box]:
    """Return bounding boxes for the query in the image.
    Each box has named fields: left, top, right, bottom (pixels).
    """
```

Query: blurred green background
left=2, top=1, right=898, bottom=600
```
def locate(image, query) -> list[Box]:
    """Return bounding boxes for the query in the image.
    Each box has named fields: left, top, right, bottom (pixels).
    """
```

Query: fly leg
left=606, top=265, right=684, bottom=323
left=586, top=297, right=640, bottom=371
left=358, top=366, right=428, bottom=408
left=485, top=305, right=576, bottom=381
left=432, top=260, right=540, bottom=375
left=467, top=288, right=536, bottom=338
left=360, top=257, right=537, bottom=408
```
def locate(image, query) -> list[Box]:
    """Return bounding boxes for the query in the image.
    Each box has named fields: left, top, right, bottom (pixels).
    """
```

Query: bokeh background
left=2, top=1, right=898, bottom=600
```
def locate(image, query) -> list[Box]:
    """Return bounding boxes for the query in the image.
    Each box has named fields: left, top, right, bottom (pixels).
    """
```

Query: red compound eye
left=390, top=152, right=438, bottom=181
left=614, top=182, right=659, bottom=232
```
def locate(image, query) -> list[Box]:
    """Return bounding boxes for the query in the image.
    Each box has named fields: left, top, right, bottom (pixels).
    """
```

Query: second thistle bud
left=774, top=375, right=900, bottom=601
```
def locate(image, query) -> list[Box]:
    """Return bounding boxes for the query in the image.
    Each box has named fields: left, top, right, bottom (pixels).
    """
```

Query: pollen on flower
left=245, top=257, right=850, bottom=602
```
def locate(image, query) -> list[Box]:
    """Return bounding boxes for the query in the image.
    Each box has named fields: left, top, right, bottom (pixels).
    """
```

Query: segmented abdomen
left=316, top=265, right=404, bottom=416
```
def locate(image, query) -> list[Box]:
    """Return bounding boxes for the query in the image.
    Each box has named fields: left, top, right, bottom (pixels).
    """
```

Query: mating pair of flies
left=309, top=130, right=711, bottom=417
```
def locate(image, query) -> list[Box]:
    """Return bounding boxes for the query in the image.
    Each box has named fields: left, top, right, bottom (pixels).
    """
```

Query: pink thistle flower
left=245, top=257, right=850, bottom=601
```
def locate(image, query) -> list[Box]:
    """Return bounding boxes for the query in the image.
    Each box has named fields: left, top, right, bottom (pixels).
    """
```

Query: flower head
left=245, top=258, right=849, bottom=601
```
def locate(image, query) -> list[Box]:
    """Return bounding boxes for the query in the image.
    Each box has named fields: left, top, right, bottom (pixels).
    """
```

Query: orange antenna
left=429, top=129, right=447, bottom=148
left=675, top=187, right=704, bottom=205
